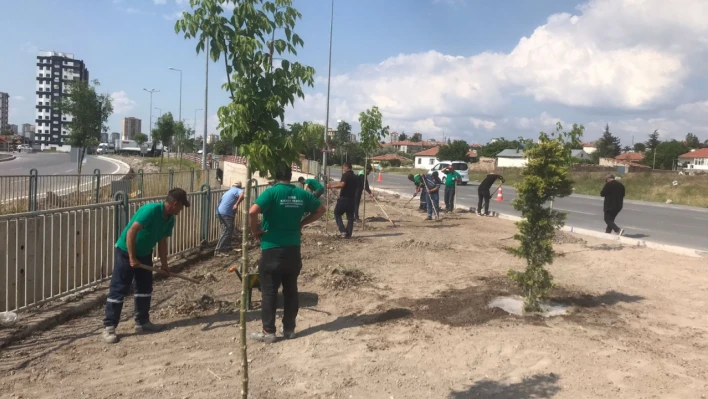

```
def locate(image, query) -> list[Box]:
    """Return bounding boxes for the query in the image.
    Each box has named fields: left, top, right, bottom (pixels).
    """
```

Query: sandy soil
left=1, top=195, right=708, bottom=399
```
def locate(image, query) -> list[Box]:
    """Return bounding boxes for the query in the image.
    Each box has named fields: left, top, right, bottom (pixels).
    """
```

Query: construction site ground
left=1, top=195, right=707, bottom=398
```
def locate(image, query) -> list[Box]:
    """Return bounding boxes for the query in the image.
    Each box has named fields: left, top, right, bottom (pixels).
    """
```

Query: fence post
left=168, top=169, right=174, bottom=191
left=113, top=191, right=129, bottom=240
left=205, top=168, right=211, bottom=187
left=93, top=168, right=101, bottom=203
left=138, top=169, right=144, bottom=198
left=28, top=168, right=38, bottom=212
left=199, top=183, right=211, bottom=244
left=190, top=167, right=195, bottom=192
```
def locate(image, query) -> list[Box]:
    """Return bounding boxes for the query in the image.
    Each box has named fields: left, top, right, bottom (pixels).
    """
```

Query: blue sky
left=2, top=0, right=708, bottom=145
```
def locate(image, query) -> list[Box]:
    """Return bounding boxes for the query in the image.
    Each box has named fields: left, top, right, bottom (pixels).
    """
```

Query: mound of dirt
left=553, top=231, right=587, bottom=245
left=157, top=293, right=239, bottom=318
left=395, top=238, right=451, bottom=251
left=302, top=264, right=371, bottom=290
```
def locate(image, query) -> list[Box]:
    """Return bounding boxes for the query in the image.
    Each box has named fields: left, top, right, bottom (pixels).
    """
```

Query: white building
left=678, top=148, right=708, bottom=171
left=35, top=51, right=89, bottom=152
left=414, top=146, right=439, bottom=167
left=582, top=141, right=597, bottom=154
left=496, top=149, right=527, bottom=167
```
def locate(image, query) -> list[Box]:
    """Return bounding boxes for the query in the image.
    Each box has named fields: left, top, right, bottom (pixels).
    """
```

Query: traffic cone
left=495, top=186, right=504, bottom=202
left=377, top=170, right=383, bottom=182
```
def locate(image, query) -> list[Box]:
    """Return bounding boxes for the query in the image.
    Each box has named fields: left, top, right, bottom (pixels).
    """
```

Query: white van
left=427, top=161, right=469, bottom=185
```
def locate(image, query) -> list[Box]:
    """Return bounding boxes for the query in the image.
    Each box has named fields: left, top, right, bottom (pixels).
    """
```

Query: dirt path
left=1, top=195, right=707, bottom=398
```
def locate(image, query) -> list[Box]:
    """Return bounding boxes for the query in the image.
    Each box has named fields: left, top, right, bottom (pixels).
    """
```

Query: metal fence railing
left=0, top=168, right=221, bottom=216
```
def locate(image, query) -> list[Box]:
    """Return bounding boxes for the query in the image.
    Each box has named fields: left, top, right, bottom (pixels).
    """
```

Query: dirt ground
left=1, top=195, right=708, bottom=398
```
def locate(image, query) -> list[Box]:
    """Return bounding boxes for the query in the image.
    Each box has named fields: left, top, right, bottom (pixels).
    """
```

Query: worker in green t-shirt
left=297, top=176, right=325, bottom=199
left=102, top=188, right=190, bottom=344
left=249, top=165, right=326, bottom=343
left=442, top=165, right=462, bottom=212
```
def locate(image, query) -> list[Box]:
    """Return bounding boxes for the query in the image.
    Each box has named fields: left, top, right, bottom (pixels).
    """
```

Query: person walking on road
left=477, top=173, right=505, bottom=216
left=600, top=174, right=625, bottom=236
left=328, top=162, right=358, bottom=238
left=298, top=176, right=325, bottom=199
left=102, top=188, right=190, bottom=344
left=442, top=165, right=462, bottom=212
left=214, top=182, right=245, bottom=257
left=355, top=166, right=374, bottom=222
left=249, top=165, right=326, bottom=343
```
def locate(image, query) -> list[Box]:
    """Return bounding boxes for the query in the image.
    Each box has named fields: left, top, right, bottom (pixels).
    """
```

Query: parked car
left=427, top=161, right=469, bottom=185
left=17, top=145, right=33, bottom=153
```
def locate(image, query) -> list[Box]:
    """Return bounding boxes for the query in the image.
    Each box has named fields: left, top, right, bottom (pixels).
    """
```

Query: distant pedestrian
left=214, top=182, right=245, bottom=256
left=102, top=188, right=189, bottom=344
left=355, top=166, right=374, bottom=222
left=249, top=164, right=326, bottom=342
left=600, top=174, right=625, bottom=236
left=298, top=176, right=325, bottom=199
left=442, top=165, right=462, bottom=212
left=328, top=162, right=358, bottom=238
left=477, top=173, right=505, bottom=216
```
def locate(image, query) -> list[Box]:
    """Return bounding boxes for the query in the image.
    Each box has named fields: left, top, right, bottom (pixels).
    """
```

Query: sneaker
left=425, top=216, right=432, bottom=220
left=618, top=229, right=625, bottom=236
left=476, top=212, right=483, bottom=217
left=135, top=321, right=164, bottom=333
left=281, top=330, right=296, bottom=339
left=102, top=326, right=118, bottom=344
left=250, top=331, right=277, bottom=343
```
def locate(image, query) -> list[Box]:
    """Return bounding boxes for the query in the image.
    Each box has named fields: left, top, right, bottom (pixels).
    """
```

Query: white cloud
left=286, top=0, right=708, bottom=144
left=110, top=91, right=137, bottom=114
left=154, top=0, right=167, bottom=4
left=163, top=11, right=184, bottom=21
left=12, top=96, right=25, bottom=101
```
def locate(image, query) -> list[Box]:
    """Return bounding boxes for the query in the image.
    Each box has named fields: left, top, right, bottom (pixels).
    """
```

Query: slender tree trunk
left=239, top=168, right=252, bottom=399
left=362, top=156, right=367, bottom=230
left=76, top=149, right=84, bottom=205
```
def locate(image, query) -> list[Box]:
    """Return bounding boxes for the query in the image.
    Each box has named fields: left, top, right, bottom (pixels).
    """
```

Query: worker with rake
left=408, top=173, right=439, bottom=220
left=249, top=164, right=326, bottom=343
left=477, top=173, right=505, bottom=216
left=102, top=188, right=189, bottom=344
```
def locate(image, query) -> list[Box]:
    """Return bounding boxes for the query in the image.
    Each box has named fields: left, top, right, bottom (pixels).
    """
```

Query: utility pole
left=168, top=67, right=183, bottom=123
left=202, top=42, right=208, bottom=170
left=143, top=88, right=159, bottom=140
left=322, top=0, right=334, bottom=179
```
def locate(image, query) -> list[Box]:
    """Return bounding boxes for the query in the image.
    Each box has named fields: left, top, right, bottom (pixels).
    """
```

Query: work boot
left=102, top=326, right=119, bottom=344
left=250, top=331, right=277, bottom=343
left=281, top=329, right=296, bottom=340
left=425, top=216, right=432, bottom=221
left=135, top=321, right=164, bottom=333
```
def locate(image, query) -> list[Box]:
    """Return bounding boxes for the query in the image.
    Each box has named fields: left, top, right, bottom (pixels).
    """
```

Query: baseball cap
left=605, top=174, right=615, bottom=179
left=167, top=188, right=190, bottom=207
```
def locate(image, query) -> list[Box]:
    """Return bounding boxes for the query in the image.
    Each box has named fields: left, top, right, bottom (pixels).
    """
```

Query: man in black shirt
left=600, top=174, right=625, bottom=235
left=354, top=166, right=373, bottom=222
left=328, top=162, right=358, bottom=238
left=477, top=173, right=505, bottom=216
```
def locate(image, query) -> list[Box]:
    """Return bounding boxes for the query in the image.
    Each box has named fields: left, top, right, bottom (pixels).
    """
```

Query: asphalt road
left=0, top=153, right=128, bottom=204
left=329, top=168, right=708, bottom=252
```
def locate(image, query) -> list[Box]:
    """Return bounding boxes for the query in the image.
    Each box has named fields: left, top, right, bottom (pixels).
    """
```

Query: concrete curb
left=97, top=155, right=130, bottom=174
left=0, top=154, right=16, bottom=163
left=374, top=187, right=708, bottom=259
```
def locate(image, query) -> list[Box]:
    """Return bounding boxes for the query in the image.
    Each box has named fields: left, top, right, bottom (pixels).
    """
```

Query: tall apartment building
left=35, top=51, right=89, bottom=152
left=208, top=134, right=220, bottom=144
left=22, top=124, right=36, bottom=143
left=122, top=117, right=141, bottom=140
left=9, top=124, right=18, bottom=135
left=110, top=132, right=120, bottom=144
left=0, top=92, right=8, bottom=133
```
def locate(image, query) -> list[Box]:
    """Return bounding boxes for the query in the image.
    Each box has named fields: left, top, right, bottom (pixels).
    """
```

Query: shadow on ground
left=296, top=308, right=412, bottom=338
left=449, top=373, right=561, bottom=399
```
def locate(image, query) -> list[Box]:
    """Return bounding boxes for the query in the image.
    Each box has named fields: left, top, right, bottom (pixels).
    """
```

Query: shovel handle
left=136, top=263, right=201, bottom=284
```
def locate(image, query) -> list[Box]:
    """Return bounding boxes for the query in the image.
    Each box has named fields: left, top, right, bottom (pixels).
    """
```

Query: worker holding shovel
left=477, top=173, right=505, bottom=216
left=249, top=164, right=326, bottom=343
left=102, top=188, right=189, bottom=344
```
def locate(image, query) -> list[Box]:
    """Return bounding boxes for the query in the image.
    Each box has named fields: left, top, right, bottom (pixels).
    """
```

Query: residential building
left=581, top=141, right=597, bottom=154
left=371, top=153, right=411, bottom=166
left=101, top=133, right=109, bottom=143
left=414, top=146, right=440, bottom=167
left=35, top=51, right=89, bottom=152
left=678, top=148, right=708, bottom=171
left=496, top=149, right=527, bottom=167
left=208, top=134, right=220, bottom=144
left=615, top=152, right=644, bottom=162
left=383, top=140, right=425, bottom=154
left=122, top=117, right=142, bottom=140
left=9, top=124, right=18, bottom=135
left=571, top=149, right=592, bottom=160
left=110, top=132, right=120, bottom=144
left=327, top=128, right=336, bottom=140
left=0, top=92, right=8, bottom=133
left=22, top=124, right=36, bottom=143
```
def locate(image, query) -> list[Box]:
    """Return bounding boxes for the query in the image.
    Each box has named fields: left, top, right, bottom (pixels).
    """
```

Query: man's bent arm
left=158, top=237, right=169, bottom=272
left=249, top=204, right=265, bottom=237
left=126, top=222, right=143, bottom=267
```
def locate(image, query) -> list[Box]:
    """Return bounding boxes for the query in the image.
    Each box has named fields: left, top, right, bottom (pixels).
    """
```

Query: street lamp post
left=168, top=67, right=182, bottom=123
left=322, top=0, right=334, bottom=177
left=154, top=107, right=162, bottom=117
left=202, top=43, right=209, bottom=169
left=143, top=88, right=159, bottom=140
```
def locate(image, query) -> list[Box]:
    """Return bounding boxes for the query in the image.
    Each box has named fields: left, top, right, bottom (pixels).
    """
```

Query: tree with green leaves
left=359, top=106, right=389, bottom=226
left=592, top=124, right=621, bottom=162
left=437, top=139, right=470, bottom=162
left=685, top=133, right=700, bottom=149
left=56, top=79, right=113, bottom=201
left=410, top=132, right=422, bottom=142
left=507, top=123, right=574, bottom=312
left=152, top=113, right=176, bottom=171
left=173, top=120, right=194, bottom=169
left=335, top=120, right=352, bottom=143
left=643, top=140, right=688, bottom=170
left=212, top=138, right=234, bottom=155
left=134, top=133, right=148, bottom=156
left=633, top=142, right=646, bottom=153
left=478, top=138, right=523, bottom=158
left=646, top=129, right=661, bottom=151
left=176, top=1, right=315, bottom=395
left=398, top=132, right=407, bottom=141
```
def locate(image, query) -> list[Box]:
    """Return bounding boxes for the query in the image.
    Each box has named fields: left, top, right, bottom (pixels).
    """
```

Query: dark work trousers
left=354, top=190, right=363, bottom=220
left=444, top=185, right=456, bottom=211
left=419, top=190, right=428, bottom=210
left=313, top=189, right=325, bottom=199
left=604, top=210, right=621, bottom=233
left=477, top=188, right=492, bottom=215
left=259, top=246, right=303, bottom=334
left=103, top=248, right=154, bottom=328
left=215, top=214, right=235, bottom=254
left=334, top=197, right=355, bottom=237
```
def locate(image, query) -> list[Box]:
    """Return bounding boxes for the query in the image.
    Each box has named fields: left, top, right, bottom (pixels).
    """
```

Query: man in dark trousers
left=408, top=172, right=438, bottom=220
left=102, top=188, right=190, bottom=344
left=249, top=165, right=325, bottom=342
left=442, top=165, right=462, bottom=212
left=328, top=162, right=358, bottom=238
left=477, top=173, right=505, bottom=216
left=600, top=174, right=625, bottom=236
left=354, top=166, right=374, bottom=222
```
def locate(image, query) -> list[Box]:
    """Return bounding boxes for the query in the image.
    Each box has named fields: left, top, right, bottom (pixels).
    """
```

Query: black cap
left=167, top=188, right=190, bottom=207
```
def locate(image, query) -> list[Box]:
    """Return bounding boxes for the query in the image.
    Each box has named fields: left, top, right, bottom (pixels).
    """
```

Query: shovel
left=136, top=264, right=201, bottom=284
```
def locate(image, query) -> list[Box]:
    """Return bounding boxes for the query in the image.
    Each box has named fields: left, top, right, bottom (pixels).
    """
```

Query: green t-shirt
left=445, top=171, right=461, bottom=187
left=413, top=174, right=422, bottom=186
left=304, top=178, right=324, bottom=192
left=255, top=183, right=321, bottom=250
left=115, top=202, right=175, bottom=257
